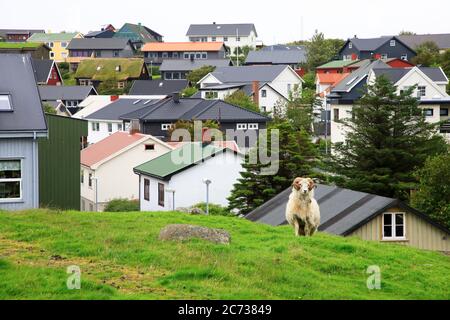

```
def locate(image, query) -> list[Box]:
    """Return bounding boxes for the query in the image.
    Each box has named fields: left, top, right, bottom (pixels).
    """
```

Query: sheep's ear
left=308, top=178, right=315, bottom=190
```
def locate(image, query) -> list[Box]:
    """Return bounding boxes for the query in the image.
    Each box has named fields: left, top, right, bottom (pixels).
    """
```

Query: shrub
left=104, top=199, right=139, bottom=212
left=181, top=86, right=198, bottom=97
left=192, top=203, right=235, bottom=217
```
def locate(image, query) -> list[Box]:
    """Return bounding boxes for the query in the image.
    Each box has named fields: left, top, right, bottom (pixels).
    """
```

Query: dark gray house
left=338, top=36, right=416, bottom=61
left=246, top=184, right=450, bottom=252
left=67, top=38, right=135, bottom=71
left=129, top=80, right=189, bottom=96
left=119, top=96, right=269, bottom=146
left=245, top=45, right=307, bottom=69
left=0, top=54, right=48, bottom=210
left=38, top=85, right=98, bottom=114
left=159, top=59, right=232, bottom=81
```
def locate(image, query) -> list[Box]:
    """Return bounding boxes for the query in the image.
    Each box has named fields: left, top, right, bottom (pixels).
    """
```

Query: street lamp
left=202, top=179, right=212, bottom=215
left=166, top=188, right=176, bottom=211
left=92, top=177, right=99, bottom=212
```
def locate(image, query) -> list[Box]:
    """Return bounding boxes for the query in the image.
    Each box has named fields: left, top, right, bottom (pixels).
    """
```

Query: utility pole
left=236, top=28, right=239, bottom=67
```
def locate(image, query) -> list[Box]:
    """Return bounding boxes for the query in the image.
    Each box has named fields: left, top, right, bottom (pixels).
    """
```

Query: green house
left=39, top=114, right=88, bottom=210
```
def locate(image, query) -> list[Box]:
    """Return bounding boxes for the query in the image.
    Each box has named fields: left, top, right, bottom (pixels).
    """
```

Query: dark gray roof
left=373, top=67, right=448, bottom=84
left=32, top=59, right=55, bottom=84
left=0, top=29, right=44, bottom=36
left=397, top=33, right=450, bottom=50
left=67, top=38, right=130, bottom=50
left=38, top=85, right=97, bottom=101
left=332, top=60, right=389, bottom=92
left=84, top=30, right=115, bottom=39
left=159, top=59, right=232, bottom=72
left=129, top=80, right=188, bottom=95
left=0, top=54, right=47, bottom=134
left=346, top=36, right=393, bottom=52
left=86, top=98, right=160, bottom=120
left=186, top=23, right=257, bottom=37
left=245, top=49, right=307, bottom=65
left=246, top=184, right=450, bottom=236
left=210, top=65, right=291, bottom=83
left=120, top=97, right=269, bottom=123
left=261, top=45, right=306, bottom=51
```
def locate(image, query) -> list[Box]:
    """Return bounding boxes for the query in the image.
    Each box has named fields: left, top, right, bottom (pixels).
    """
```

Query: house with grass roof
left=0, top=42, right=51, bottom=59
left=74, top=58, right=150, bottom=91
left=134, top=142, right=243, bottom=211
left=27, top=32, right=82, bottom=62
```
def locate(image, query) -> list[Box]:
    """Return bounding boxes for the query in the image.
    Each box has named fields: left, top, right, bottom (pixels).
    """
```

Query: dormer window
left=390, top=40, right=396, bottom=47
left=0, top=94, right=12, bottom=111
left=349, top=42, right=353, bottom=49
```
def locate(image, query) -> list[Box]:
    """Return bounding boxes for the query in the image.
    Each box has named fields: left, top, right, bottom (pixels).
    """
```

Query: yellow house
left=27, top=32, right=83, bottom=62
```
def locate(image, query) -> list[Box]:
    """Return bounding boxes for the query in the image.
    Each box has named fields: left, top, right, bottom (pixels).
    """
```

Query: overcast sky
left=2, top=0, right=449, bottom=43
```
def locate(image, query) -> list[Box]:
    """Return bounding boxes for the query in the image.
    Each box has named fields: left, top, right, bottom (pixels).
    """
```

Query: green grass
left=0, top=42, right=42, bottom=49
left=75, top=58, right=145, bottom=81
left=0, top=210, right=448, bottom=300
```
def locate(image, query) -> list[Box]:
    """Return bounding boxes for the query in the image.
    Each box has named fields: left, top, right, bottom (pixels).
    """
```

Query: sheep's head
left=292, top=177, right=315, bottom=196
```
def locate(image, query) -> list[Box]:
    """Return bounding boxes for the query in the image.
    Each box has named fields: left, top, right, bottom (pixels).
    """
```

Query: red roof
left=81, top=132, right=149, bottom=167
left=317, top=73, right=350, bottom=85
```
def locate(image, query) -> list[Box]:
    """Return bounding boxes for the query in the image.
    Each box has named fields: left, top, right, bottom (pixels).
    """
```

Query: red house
left=32, top=59, right=63, bottom=86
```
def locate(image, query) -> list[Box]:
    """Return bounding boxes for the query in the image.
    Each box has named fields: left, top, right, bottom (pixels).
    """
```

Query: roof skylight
left=0, top=94, right=12, bottom=111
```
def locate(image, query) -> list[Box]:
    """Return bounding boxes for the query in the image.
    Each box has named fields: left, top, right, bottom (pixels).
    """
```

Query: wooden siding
left=38, top=114, right=88, bottom=210
left=349, top=207, right=450, bottom=252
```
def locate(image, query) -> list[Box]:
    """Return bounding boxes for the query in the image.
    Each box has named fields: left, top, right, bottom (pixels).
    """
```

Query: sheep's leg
left=294, top=219, right=300, bottom=237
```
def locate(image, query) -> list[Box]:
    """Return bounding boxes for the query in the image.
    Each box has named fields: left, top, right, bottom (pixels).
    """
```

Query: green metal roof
left=134, top=143, right=226, bottom=180
left=317, top=60, right=358, bottom=69
left=28, top=32, right=79, bottom=42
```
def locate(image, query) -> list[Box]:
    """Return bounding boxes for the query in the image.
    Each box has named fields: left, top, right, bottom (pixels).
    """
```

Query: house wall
left=349, top=208, right=450, bottom=252
left=46, top=65, right=62, bottom=85
left=80, top=139, right=171, bottom=212
left=189, top=31, right=257, bottom=52
left=0, top=138, right=39, bottom=210
left=87, top=120, right=124, bottom=144
left=259, top=85, right=287, bottom=113
left=330, top=105, right=353, bottom=144
left=139, top=151, right=243, bottom=211
left=145, top=49, right=226, bottom=65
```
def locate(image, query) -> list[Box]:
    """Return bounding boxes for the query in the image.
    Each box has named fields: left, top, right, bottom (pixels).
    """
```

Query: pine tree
left=330, top=76, right=447, bottom=200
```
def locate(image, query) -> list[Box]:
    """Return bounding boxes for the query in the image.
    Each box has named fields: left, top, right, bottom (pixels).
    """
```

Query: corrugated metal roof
left=186, top=24, right=257, bottom=37
left=129, top=80, right=188, bottom=95
left=38, top=85, right=97, bottom=101
left=67, top=38, right=130, bottom=50
left=245, top=50, right=306, bottom=65
left=0, top=54, right=47, bottom=134
left=159, top=59, right=232, bottom=72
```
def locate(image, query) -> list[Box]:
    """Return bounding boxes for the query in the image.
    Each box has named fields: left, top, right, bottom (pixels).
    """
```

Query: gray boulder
left=159, top=224, right=231, bottom=245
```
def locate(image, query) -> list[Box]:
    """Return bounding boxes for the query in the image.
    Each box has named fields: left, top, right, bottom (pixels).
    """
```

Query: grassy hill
left=0, top=210, right=449, bottom=300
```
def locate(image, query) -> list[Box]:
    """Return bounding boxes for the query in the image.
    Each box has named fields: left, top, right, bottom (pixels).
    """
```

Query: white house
left=134, top=142, right=243, bottom=211
left=329, top=62, right=450, bottom=145
left=80, top=132, right=173, bottom=211
left=186, top=23, right=258, bottom=53
left=197, top=65, right=304, bottom=113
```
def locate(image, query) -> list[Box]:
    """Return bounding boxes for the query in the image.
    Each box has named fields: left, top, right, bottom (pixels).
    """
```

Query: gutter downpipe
left=32, top=131, right=38, bottom=208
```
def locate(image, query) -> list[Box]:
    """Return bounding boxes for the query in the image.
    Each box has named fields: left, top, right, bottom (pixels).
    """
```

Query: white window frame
left=349, top=42, right=353, bottom=49
left=382, top=212, right=406, bottom=241
left=108, top=123, right=113, bottom=133
left=417, top=86, right=426, bottom=97
left=261, top=90, right=267, bottom=98
left=0, top=159, right=22, bottom=201
left=117, top=81, right=126, bottom=89
left=248, top=123, right=259, bottom=130
left=236, top=123, right=247, bottom=130
left=401, top=54, right=408, bottom=61
left=381, top=54, right=388, bottom=60
left=91, top=122, right=100, bottom=132
left=205, top=91, right=218, bottom=100
left=80, top=169, right=84, bottom=184
left=161, top=123, right=173, bottom=131
left=390, top=40, right=396, bottom=47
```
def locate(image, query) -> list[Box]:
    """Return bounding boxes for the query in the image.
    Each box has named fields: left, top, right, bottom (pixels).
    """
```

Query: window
left=401, top=54, right=408, bottom=61
left=248, top=123, right=259, bottom=130
left=162, top=52, right=169, bottom=58
left=172, top=72, right=180, bottom=80
left=195, top=52, right=201, bottom=59
left=158, top=183, right=164, bottom=207
left=91, top=122, right=100, bottom=131
left=117, top=81, right=125, bottom=89
left=108, top=123, right=113, bottom=133
left=383, top=213, right=406, bottom=240
left=237, top=123, right=247, bottom=130
left=212, top=37, right=216, bottom=42
left=165, top=72, right=173, bottom=80
left=0, top=160, right=22, bottom=200
left=145, top=144, right=155, bottom=151
left=417, top=86, right=426, bottom=97
left=349, top=42, right=353, bottom=49
left=343, top=55, right=352, bottom=61
left=205, top=91, right=218, bottom=100
left=173, top=52, right=179, bottom=58
left=333, top=108, right=340, bottom=121
left=390, top=40, right=396, bottom=47
left=261, top=90, right=267, bottom=98
left=161, top=124, right=172, bottom=131
left=287, top=84, right=292, bottom=92
left=201, top=52, right=207, bottom=59
left=236, top=37, right=241, bottom=42
left=94, top=50, right=102, bottom=58
left=50, top=52, right=55, bottom=58
left=0, top=94, right=12, bottom=111
left=224, top=36, right=228, bottom=41
left=117, top=123, right=123, bottom=131
left=80, top=170, right=84, bottom=184
left=61, top=42, right=67, bottom=48
left=440, top=108, right=449, bottom=117
left=381, top=54, right=388, bottom=60
left=261, top=106, right=267, bottom=112
left=88, top=173, right=93, bottom=188
left=183, top=53, right=190, bottom=59
left=144, top=179, right=150, bottom=201
left=424, top=109, right=434, bottom=117
left=49, top=42, right=54, bottom=48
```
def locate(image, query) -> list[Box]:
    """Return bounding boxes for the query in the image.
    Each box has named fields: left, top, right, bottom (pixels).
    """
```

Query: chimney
left=354, top=34, right=358, bottom=38
left=252, top=81, right=260, bottom=106
left=129, top=120, right=140, bottom=135
left=213, top=22, right=216, bottom=25
left=172, top=92, right=180, bottom=103
left=110, top=95, right=119, bottom=102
